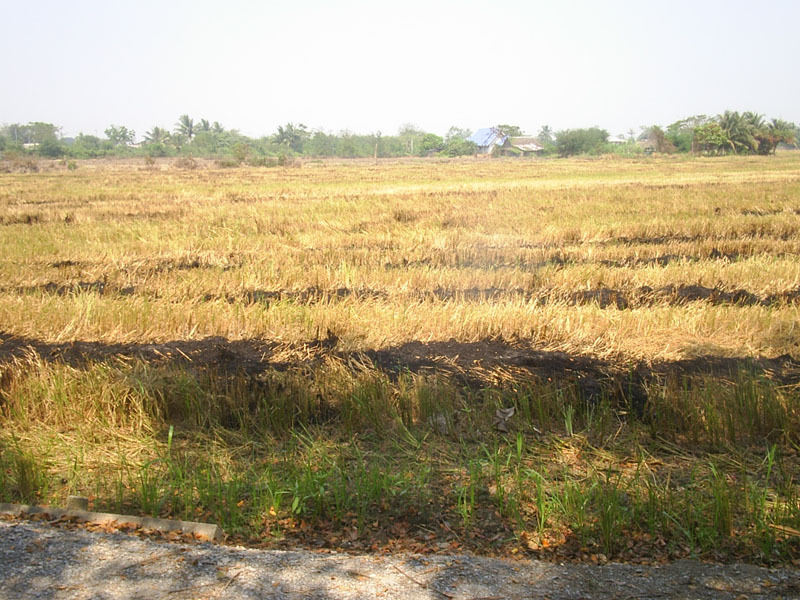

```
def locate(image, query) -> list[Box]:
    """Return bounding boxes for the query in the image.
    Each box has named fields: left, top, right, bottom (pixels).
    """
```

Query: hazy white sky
left=2, top=0, right=798, bottom=139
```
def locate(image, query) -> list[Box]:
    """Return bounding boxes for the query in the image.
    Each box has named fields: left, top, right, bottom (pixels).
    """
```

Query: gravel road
left=2, top=519, right=800, bottom=599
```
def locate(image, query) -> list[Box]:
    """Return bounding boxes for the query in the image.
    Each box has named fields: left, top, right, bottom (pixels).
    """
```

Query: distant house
left=468, top=128, right=508, bottom=154
left=468, top=128, right=544, bottom=156
left=503, top=136, right=544, bottom=156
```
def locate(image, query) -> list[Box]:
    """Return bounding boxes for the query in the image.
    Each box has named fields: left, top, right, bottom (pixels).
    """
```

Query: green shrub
left=38, top=138, right=65, bottom=158
left=555, top=128, right=609, bottom=156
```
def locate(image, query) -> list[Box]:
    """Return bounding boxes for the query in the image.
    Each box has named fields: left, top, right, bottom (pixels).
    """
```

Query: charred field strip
left=2, top=155, right=800, bottom=564
left=2, top=330, right=799, bottom=412
left=7, top=280, right=800, bottom=309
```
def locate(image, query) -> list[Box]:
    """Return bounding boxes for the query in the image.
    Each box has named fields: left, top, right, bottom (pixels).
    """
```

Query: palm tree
left=742, top=112, right=765, bottom=129
left=718, top=111, right=758, bottom=154
left=537, top=125, right=554, bottom=145
left=273, top=123, right=308, bottom=153
left=144, top=126, right=170, bottom=145
left=175, top=115, right=195, bottom=140
left=745, top=112, right=768, bottom=153
left=198, top=119, right=211, bottom=133
left=762, top=119, right=798, bottom=154
left=169, top=133, right=188, bottom=151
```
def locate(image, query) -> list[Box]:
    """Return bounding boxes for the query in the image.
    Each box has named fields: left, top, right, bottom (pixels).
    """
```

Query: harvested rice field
left=2, top=154, right=800, bottom=564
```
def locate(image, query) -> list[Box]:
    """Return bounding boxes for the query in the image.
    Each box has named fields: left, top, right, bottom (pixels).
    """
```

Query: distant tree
left=189, top=131, right=219, bottom=156
left=759, top=118, right=797, bottom=154
left=2, top=122, right=60, bottom=146
left=176, top=114, right=195, bottom=140
left=144, top=126, right=170, bottom=145
left=705, top=111, right=797, bottom=155
left=379, top=135, right=406, bottom=157
left=496, top=124, right=523, bottom=137
left=398, top=123, right=425, bottom=155
left=104, top=125, right=135, bottom=146
left=70, top=134, right=106, bottom=158
left=444, top=126, right=472, bottom=143
left=37, top=137, right=65, bottom=157
left=717, top=110, right=762, bottom=154
left=142, top=127, right=171, bottom=157
left=0, top=122, right=57, bottom=145
left=1, top=123, right=27, bottom=143
left=417, top=133, right=443, bottom=156
left=232, top=142, right=251, bottom=163
left=337, top=131, right=359, bottom=158
left=536, top=125, right=558, bottom=154
left=398, top=123, right=424, bottom=136
left=693, top=122, right=728, bottom=155
left=441, top=137, right=477, bottom=157
left=665, top=115, right=710, bottom=153
left=27, top=122, right=61, bottom=143
left=537, top=125, right=554, bottom=145
left=198, top=119, right=211, bottom=133
left=554, top=127, right=609, bottom=156
left=169, top=132, right=188, bottom=151
left=305, top=130, right=337, bottom=157
left=211, top=121, right=224, bottom=134
left=273, top=123, right=309, bottom=153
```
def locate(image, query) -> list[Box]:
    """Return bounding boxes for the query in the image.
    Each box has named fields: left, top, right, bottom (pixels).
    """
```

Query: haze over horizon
left=2, top=0, right=798, bottom=141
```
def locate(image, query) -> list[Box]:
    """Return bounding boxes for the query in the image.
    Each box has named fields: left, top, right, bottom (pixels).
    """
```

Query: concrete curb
left=0, top=502, right=222, bottom=541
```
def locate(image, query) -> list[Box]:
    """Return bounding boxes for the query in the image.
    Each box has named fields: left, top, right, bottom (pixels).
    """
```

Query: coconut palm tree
left=175, top=115, right=195, bottom=140
left=144, top=126, right=170, bottom=145
left=718, top=111, right=759, bottom=154
left=273, top=123, right=308, bottom=153
left=759, top=119, right=798, bottom=154
left=169, top=133, right=188, bottom=151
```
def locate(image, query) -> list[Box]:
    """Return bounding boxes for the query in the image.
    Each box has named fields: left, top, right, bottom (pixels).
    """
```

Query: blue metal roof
left=468, top=127, right=507, bottom=148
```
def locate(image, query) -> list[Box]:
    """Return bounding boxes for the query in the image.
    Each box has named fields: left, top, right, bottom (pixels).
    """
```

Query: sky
left=1, top=0, right=798, bottom=140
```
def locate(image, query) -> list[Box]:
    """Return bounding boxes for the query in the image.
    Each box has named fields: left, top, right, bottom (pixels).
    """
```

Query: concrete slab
left=0, top=502, right=222, bottom=541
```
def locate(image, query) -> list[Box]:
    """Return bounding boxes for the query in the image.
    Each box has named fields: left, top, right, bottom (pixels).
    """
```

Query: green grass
left=2, top=355, right=799, bottom=562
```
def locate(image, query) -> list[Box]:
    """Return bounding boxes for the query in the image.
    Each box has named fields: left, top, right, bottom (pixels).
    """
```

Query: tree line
left=0, top=111, right=796, bottom=162
left=549, top=112, right=797, bottom=157
left=0, top=117, right=480, bottom=161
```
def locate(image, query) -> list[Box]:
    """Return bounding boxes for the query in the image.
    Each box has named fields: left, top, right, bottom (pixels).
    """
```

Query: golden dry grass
left=1, top=154, right=799, bottom=361
left=2, top=154, right=800, bottom=562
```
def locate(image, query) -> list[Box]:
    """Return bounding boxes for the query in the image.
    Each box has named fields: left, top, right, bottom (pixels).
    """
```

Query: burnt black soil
left=11, top=282, right=800, bottom=309
left=1, top=331, right=797, bottom=414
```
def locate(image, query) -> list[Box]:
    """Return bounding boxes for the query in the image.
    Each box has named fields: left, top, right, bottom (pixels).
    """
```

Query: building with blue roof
left=468, top=127, right=544, bottom=156
left=467, top=128, right=508, bottom=154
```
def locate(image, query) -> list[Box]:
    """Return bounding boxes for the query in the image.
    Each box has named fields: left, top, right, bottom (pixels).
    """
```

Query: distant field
left=2, top=154, right=799, bottom=563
